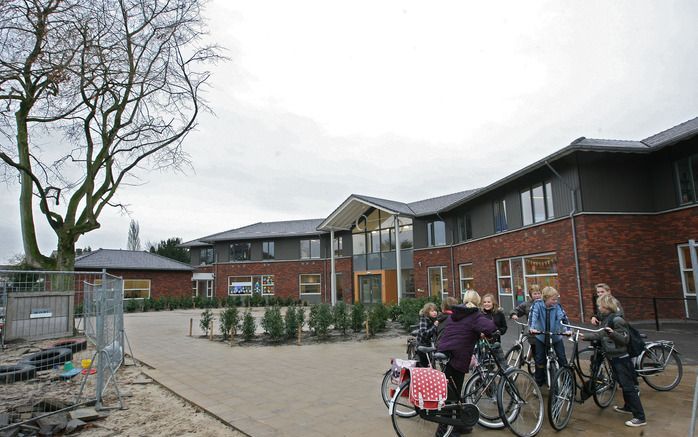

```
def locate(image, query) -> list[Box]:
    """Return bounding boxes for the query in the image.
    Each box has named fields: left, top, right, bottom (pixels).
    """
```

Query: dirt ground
left=0, top=339, right=242, bottom=436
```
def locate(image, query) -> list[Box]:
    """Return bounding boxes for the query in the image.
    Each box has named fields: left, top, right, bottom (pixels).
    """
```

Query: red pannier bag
left=406, top=367, right=448, bottom=410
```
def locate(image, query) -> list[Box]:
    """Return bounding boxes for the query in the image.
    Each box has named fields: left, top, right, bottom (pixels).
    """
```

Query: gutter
left=544, top=160, right=585, bottom=322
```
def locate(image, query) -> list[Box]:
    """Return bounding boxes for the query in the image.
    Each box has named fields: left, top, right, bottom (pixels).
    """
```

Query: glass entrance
left=360, top=274, right=382, bottom=305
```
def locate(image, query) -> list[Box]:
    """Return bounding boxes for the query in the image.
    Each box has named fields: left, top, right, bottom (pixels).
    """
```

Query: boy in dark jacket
left=582, top=294, right=646, bottom=427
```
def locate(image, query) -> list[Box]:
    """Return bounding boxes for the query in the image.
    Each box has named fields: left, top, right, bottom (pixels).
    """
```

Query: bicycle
left=547, top=323, right=618, bottom=431
left=391, top=336, right=545, bottom=437
left=528, top=327, right=570, bottom=388
left=636, top=338, right=683, bottom=391
left=381, top=326, right=421, bottom=409
left=504, top=320, right=534, bottom=375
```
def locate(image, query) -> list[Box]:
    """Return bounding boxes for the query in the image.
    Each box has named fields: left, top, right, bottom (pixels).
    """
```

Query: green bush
left=200, top=308, right=214, bottom=335
left=367, top=303, right=389, bottom=335
left=308, top=303, right=333, bottom=338
left=125, top=299, right=139, bottom=313
left=241, top=310, right=256, bottom=341
left=351, top=303, right=366, bottom=332
left=219, top=306, right=240, bottom=340
left=284, top=306, right=298, bottom=339
left=333, top=301, right=349, bottom=334
left=251, top=294, right=265, bottom=307
left=261, top=306, right=285, bottom=342
left=397, top=297, right=430, bottom=331
left=388, top=304, right=401, bottom=322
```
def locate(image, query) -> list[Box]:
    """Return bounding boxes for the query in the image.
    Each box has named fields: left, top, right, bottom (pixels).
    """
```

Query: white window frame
left=678, top=243, right=696, bottom=296
left=299, top=273, right=322, bottom=296
left=496, top=252, right=558, bottom=310
left=300, top=239, right=321, bottom=259
left=459, top=263, right=474, bottom=299
left=228, top=275, right=274, bottom=295
left=123, top=279, right=151, bottom=300
left=206, top=280, right=214, bottom=298
left=428, top=266, right=449, bottom=299
left=192, top=281, right=197, bottom=297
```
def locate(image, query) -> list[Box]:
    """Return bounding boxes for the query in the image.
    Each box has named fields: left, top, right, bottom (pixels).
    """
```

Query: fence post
left=209, top=320, right=213, bottom=341
left=189, top=318, right=193, bottom=337
left=653, top=297, right=660, bottom=331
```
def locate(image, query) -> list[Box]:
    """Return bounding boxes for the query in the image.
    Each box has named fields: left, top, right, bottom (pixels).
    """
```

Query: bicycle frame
left=560, top=322, right=607, bottom=402
left=635, top=340, right=678, bottom=375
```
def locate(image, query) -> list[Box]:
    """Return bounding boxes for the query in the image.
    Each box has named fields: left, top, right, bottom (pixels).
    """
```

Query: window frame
left=299, top=273, right=322, bottom=296
left=427, top=220, right=446, bottom=247
left=300, top=238, right=321, bottom=259
left=496, top=252, right=558, bottom=312
left=494, top=199, right=508, bottom=233
left=228, top=275, right=275, bottom=295
left=229, top=242, right=251, bottom=261
left=427, top=265, right=449, bottom=299
left=675, top=154, right=698, bottom=205
left=262, top=241, right=275, bottom=260
left=521, top=181, right=554, bottom=226
left=123, top=279, right=151, bottom=300
left=200, top=247, right=214, bottom=265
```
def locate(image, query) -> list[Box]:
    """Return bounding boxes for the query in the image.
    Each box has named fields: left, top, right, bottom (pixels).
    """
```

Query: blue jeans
left=534, top=338, right=567, bottom=386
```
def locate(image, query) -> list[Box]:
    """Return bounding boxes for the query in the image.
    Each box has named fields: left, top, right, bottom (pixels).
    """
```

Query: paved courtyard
left=124, top=309, right=697, bottom=436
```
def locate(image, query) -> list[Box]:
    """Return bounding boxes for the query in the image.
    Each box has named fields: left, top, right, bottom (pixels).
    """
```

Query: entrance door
left=360, top=275, right=382, bottom=305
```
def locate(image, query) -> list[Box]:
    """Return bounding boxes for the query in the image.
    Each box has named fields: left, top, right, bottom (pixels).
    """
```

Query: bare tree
left=127, top=219, right=141, bottom=251
left=0, top=0, right=221, bottom=270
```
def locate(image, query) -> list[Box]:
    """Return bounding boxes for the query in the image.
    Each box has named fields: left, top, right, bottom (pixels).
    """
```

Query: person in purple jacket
left=437, top=290, right=497, bottom=436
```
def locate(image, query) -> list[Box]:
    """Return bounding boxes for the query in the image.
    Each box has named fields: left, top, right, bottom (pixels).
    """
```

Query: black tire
left=592, top=357, right=616, bottom=408
left=498, top=369, right=544, bottom=437
left=48, top=338, right=88, bottom=354
left=19, top=347, right=72, bottom=371
left=391, top=381, right=453, bottom=437
left=548, top=366, right=575, bottom=431
left=640, top=344, right=683, bottom=391
left=461, top=370, right=505, bottom=429
left=0, top=364, right=37, bottom=384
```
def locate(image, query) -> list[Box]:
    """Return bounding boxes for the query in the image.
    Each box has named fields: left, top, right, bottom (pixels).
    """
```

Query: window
left=206, top=280, right=214, bottom=298
left=352, top=211, right=413, bottom=255
left=459, top=263, right=475, bottom=298
left=496, top=253, right=558, bottom=313
left=398, top=223, right=414, bottom=249
left=675, top=154, right=698, bottom=204
left=200, top=247, right=214, bottom=265
left=229, top=242, right=251, bottom=261
left=262, top=241, right=275, bottom=260
left=300, top=239, right=320, bottom=259
left=521, top=181, right=554, bottom=226
left=124, top=279, right=151, bottom=299
left=333, top=237, right=343, bottom=257
left=678, top=244, right=696, bottom=296
left=494, top=199, right=508, bottom=233
left=299, top=274, right=321, bottom=295
left=228, top=275, right=274, bottom=295
left=428, top=266, right=448, bottom=299
left=427, top=220, right=446, bottom=247
left=192, top=281, right=197, bottom=297
left=457, top=214, right=472, bottom=242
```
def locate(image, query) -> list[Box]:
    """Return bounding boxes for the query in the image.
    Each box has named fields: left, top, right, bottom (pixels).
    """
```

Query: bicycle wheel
left=592, top=357, right=616, bottom=408
left=576, top=346, right=597, bottom=379
left=406, top=339, right=417, bottom=360
left=547, top=366, right=575, bottom=431
left=391, top=382, right=454, bottom=437
left=498, top=369, right=544, bottom=437
left=384, top=372, right=418, bottom=417
left=505, top=345, right=523, bottom=369
left=640, top=344, right=683, bottom=391
left=462, top=370, right=505, bottom=429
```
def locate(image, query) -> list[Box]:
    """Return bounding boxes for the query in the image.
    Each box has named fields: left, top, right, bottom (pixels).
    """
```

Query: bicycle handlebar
left=560, top=322, right=605, bottom=333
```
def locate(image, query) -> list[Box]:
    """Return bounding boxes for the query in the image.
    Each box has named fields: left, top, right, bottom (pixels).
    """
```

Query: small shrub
left=200, top=308, right=214, bottom=335
left=284, top=306, right=298, bottom=339
left=333, top=301, right=349, bottom=334
left=219, top=306, right=240, bottom=340
left=368, top=303, right=389, bottom=335
left=234, top=296, right=242, bottom=307
left=241, top=310, right=256, bottom=341
left=351, top=303, right=366, bottom=332
left=388, top=304, right=401, bottom=322
left=398, top=297, right=428, bottom=331
left=307, top=303, right=332, bottom=338
left=125, top=299, right=139, bottom=313
left=261, top=306, right=285, bottom=342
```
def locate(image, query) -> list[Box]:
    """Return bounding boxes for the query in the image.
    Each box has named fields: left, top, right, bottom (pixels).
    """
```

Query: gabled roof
left=642, top=116, right=698, bottom=147
left=74, top=249, right=193, bottom=271
left=407, top=189, right=481, bottom=216
left=178, top=239, right=210, bottom=248
left=200, top=219, right=325, bottom=242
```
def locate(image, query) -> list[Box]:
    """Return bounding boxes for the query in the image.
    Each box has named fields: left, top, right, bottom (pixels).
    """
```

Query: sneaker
left=614, top=406, right=633, bottom=415
left=625, top=418, right=647, bottom=427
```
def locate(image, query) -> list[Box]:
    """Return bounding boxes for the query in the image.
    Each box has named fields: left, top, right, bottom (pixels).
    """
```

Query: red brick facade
left=99, top=269, right=193, bottom=299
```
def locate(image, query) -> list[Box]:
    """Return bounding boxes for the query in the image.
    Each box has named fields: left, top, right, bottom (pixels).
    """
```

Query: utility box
left=4, top=291, right=74, bottom=341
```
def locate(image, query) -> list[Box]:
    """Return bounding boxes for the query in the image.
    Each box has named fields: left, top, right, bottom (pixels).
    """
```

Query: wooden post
left=189, top=318, right=193, bottom=337
left=297, top=323, right=302, bottom=346
left=209, top=320, right=214, bottom=341
left=365, top=320, right=369, bottom=338
left=230, top=329, right=234, bottom=347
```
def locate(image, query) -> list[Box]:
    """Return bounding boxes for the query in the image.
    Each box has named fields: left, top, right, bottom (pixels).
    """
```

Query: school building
left=182, top=117, right=698, bottom=322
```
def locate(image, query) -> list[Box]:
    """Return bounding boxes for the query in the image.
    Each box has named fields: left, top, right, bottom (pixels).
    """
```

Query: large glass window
left=494, top=199, right=508, bottom=233
left=428, top=266, right=449, bottom=299
left=230, top=242, right=251, bottom=261
left=299, top=274, right=321, bottom=295
left=262, top=241, right=275, bottom=260
left=675, top=154, right=698, bottom=205
left=123, top=279, right=151, bottom=299
left=228, top=275, right=274, bottom=295
left=333, top=237, right=343, bottom=257
left=459, top=263, right=475, bottom=299
left=496, top=253, right=558, bottom=313
left=352, top=211, right=413, bottom=255
left=457, top=214, right=473, bottom=242
left=521, top=181, right=554, bottom=226
left=427, top=220, right=446, bottom=247
left=200, top=247, right=214, bottom=265
left=300, top=239, right=320, bottom=259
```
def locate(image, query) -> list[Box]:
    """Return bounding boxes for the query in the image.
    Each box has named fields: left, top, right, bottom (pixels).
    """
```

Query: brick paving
left=124, top=309, right=697, bottom=436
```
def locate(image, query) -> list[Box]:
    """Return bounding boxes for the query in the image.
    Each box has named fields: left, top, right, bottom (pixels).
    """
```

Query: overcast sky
left=2, top=0, right=698, bottom=263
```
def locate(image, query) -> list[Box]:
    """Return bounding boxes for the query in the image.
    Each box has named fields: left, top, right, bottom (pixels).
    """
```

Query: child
left=435, top=297, right=458, bottom=348
left=481, top=293, right=508, bottom=339
left=510, top=284, right=542, bottom=320
left=582, top=294, right=646, bottom=427
left=528, top=286, right=571, bottom=387
left=416, top=302, right=439, bottom=367
left=591, top=283, right=624, bottom=325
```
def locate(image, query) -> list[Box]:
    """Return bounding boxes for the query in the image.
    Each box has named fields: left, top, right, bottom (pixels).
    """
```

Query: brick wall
left=104, top=269, right=193, bottom=299
left=211, top=257, right=354, bottom=303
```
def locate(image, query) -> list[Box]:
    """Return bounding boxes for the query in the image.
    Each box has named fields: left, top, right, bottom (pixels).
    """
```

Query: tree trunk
left=55, top=231, right=77, bottom=272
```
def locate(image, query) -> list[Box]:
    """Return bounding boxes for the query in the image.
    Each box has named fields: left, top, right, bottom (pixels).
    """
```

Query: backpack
left=607, top=314, right=644, bottom=358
